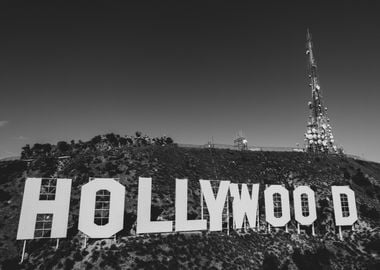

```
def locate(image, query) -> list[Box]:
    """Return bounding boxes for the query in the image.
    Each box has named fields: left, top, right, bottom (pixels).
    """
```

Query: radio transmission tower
left=234, top=130, right=248, bottom=151
left=304, top=29, right=338, bottom=153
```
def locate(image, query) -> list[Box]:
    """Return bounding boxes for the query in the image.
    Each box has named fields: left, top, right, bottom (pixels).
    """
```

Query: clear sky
left=1, top=0, right=380, bottom=162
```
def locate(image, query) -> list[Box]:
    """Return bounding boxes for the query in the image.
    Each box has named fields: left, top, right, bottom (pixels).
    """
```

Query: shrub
left=73, top=250, right=83, bottom=261
left=352, top=169, right=371, bottom=186
left=263, top=252, right=280, bottom=270
left=57, top=141, right=71, bottom=153
left=64, top=258, right=74, bottom=270
left=360, top=204, right=380, bottom=219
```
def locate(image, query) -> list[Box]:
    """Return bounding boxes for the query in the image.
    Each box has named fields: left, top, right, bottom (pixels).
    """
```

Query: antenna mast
left=304, top=29, right=338, bottom=153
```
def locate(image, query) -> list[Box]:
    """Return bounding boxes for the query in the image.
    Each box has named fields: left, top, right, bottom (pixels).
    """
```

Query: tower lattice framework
left=304, top=29, right=338, bottom=153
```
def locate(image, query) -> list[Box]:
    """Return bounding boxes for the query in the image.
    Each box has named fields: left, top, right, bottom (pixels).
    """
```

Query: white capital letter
left=293, top=186, right=317, bottom=225
left=199, top=180, right=230, bottom=231
left=175, top=179, right=207, bottom=232
left=78, top=178, right=125, bottom=238
left=264, top=185, right=290, bottom=227
left=229, top=183, right=259, bottom=229
left=136, top=177, right=173, bottom=234
left=17, top=178, right=72, bottom=240
left=331, top=186, right=358, bottom=226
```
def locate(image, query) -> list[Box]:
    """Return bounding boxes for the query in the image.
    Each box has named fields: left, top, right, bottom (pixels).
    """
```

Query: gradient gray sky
left=1, top=0, right=380, bottom=162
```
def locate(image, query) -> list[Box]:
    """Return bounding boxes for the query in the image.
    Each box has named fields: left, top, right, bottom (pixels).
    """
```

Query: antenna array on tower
left=304, top=30, right=339, bottom=153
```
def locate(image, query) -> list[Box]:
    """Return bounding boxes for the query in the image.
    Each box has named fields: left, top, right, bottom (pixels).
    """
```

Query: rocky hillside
left=0, top=135, right=380, bottom=269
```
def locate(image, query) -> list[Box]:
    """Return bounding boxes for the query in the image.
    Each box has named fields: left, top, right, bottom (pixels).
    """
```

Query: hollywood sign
left=16, top=177, right=358, bottom=241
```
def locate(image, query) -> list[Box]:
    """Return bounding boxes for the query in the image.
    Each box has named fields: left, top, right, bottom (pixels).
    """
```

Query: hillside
left=0, top=136, right=380, bottom=269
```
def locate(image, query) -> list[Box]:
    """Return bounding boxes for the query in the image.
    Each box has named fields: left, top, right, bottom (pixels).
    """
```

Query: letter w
left=229, top=183, right=259, bottom=229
